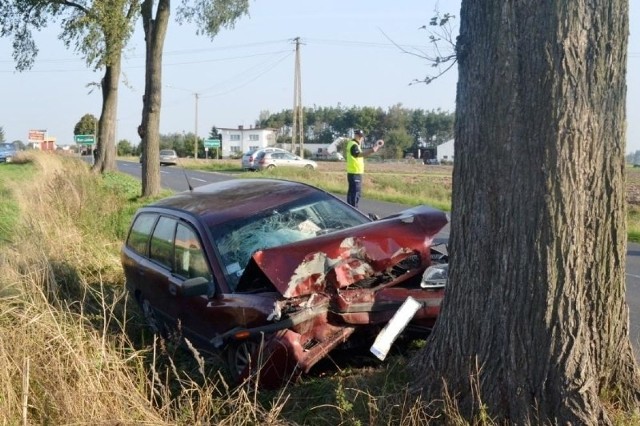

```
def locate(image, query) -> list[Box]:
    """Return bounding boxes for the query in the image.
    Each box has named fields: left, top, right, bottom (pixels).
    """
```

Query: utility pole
left=194, top=92, right=199, bottom=159
left=292, top=37, right=304, bottom=157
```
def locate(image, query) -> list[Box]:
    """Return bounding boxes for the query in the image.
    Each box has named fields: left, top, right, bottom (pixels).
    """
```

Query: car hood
left=236, top=205, right=448, bottom=298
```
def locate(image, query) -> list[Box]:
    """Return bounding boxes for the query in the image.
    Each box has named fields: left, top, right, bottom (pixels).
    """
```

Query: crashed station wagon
left=121, top=178, right=448, bottom=387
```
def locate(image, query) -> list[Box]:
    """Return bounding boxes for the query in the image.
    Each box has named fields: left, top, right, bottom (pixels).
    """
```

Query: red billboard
left=28, top=130, right=46, bottom=142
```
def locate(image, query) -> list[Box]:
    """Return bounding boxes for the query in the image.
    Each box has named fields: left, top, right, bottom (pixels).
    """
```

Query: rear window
left=149, top=216, right=177, bottom=268
left=126, top=213, right=157, bottom=256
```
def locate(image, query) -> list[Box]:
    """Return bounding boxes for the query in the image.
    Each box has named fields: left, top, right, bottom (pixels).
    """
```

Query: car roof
left=247, top=147, right=286, bottom=155
left=146, top=178, right=333, bottom=227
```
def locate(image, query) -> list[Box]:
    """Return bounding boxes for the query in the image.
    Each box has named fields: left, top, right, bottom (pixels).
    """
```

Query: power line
left=199, top=51, right=293, bottom=98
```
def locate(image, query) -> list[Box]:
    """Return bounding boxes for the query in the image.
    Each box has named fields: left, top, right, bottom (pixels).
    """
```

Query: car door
left=269, top=152, right=284, bottom=167
left=145, top=215, right=182, bottom=324
left=281, top=152, right=298, bottom=167
left=170, top=221, right=279, bottom=349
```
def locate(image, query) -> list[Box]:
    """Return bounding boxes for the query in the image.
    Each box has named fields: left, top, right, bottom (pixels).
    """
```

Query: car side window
left=127, top=213, right=158, bottom=256
left=149, top=216, right=176, bottom=269
left=174, top=223, right=212, bottom=282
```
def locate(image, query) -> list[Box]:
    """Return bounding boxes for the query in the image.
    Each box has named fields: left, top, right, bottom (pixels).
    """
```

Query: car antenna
left=179, top=159, right=194, bottom=192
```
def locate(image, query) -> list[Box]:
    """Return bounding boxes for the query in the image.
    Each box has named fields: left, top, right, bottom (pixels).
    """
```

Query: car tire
left=266, top=164, right=275, bottom=170
left=226, top=340, right=260, bottom=382
left=304, top=164, right=314, bottom=170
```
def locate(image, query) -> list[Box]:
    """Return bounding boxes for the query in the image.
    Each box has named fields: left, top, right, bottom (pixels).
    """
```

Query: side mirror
left=182, top=277, right=212, bottom=297
left=368, top=213, right=380, bottom=221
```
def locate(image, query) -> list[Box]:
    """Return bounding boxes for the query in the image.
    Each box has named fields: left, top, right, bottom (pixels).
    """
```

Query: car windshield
left=0, top=143, right=15, bottom=151
left=210, top=194, right=369, bottom=290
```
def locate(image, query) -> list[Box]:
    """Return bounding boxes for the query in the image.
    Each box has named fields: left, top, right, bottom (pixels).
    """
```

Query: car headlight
left=420, top=263, right=448, bottom=289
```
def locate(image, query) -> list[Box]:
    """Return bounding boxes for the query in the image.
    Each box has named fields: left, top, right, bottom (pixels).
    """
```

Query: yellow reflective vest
left=346, top=139, right=364, bottom=174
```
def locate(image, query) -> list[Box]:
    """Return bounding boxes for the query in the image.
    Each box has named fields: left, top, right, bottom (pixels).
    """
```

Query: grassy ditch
left=3, top=152, right=638, bottom=424
left=0, top=152, right=445, bottom=425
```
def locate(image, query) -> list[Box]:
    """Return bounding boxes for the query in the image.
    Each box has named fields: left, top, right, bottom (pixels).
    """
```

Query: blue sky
left=1, top=0, right=639, bottom=153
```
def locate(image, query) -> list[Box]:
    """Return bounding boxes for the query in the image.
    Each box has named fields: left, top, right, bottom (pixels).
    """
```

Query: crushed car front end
left=222, top=205, right=448, bottom=386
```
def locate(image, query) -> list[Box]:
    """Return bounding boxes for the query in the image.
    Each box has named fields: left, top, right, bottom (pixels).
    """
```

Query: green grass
left=628, top=206, right=640, bottom=243
left=0, top=162, right=36, bottom=243
left=234, top=166, right=453, bottom=211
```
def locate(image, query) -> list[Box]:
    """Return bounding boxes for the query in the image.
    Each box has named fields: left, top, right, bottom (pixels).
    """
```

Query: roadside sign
left=74, top=134, right=95, bottom=144
left=28, top=130, right=46, bottom=142
left=204, top=138, right=220, bottom=148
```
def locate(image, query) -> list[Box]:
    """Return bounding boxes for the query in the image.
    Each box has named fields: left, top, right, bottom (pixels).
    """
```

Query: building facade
left=218, top=126, right=277, bottom=157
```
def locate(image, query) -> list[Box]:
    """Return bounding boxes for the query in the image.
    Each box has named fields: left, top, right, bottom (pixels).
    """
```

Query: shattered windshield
left=211, top=194, right=369, bottom=290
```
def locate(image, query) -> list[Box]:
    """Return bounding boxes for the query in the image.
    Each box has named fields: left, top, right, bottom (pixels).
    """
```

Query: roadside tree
left=138, top=0, right=250, bottom=197
left=0, top=0, right=139, bottom=174
left=74, top=114, right=98, bottom=138
left=411, top=1, right=640, bottom=424
left=117, top=139, right=133, bottom=156
left=381, top=128, right=412, bottom=160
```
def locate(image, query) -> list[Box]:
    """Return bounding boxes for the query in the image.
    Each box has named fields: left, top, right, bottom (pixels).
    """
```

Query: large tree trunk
left=411, top=1, right=640, bottom=424
left=139, top=0, right=169, bottom=197
left=92, top=57, right=121, bottom=173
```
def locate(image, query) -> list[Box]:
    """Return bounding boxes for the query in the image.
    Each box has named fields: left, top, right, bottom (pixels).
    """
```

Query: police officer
left=345, top=129, right=384, bottom=208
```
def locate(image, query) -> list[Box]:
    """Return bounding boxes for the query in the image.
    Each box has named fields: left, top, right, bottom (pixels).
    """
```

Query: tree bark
left=139, top=0, right=169, bottom=197
left=92, top=56, right=121, bottom=173
left=411, top=1, right=640, bottom=424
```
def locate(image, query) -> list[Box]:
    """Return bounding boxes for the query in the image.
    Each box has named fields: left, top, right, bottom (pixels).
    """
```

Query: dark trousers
left=347, top=173, right=362, bottom=208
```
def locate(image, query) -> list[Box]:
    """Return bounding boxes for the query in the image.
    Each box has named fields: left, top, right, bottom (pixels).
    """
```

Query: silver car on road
left=255, top=150, right=317, bottom=171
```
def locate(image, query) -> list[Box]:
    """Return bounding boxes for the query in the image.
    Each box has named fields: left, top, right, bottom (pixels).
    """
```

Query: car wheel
left=141, top=298, right=165, bottom=336
left=226, top=340, right=260, bottom=382
left=304, top=164, right=314, bottom=169
left=266, top=164, right=275, bottom=170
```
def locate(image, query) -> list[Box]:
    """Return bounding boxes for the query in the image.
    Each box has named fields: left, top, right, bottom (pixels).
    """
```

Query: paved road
left=116, top=159, right=640, bottom=358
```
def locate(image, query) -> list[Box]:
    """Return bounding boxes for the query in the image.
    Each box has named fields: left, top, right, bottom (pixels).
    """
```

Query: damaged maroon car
left=121, top=178, right=448, bottom=387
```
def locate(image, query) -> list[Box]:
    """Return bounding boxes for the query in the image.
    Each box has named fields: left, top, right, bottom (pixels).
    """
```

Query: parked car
left=139, top=149, right=179, bottom=165
left=121, top=179, right=448, bottom=387
left=0, top=143, right=18, bottom=163
left=241, top=147, right=287, bottom=170
left=255, top=151, right=317, bottom=170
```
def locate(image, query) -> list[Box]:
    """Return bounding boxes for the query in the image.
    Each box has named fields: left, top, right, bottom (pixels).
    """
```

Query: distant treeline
left=258, top=105, right=454, bottom=159
left=117, top=105, right=455, bottom=160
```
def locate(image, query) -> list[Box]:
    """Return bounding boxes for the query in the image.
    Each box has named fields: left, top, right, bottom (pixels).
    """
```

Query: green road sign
left=74, top=134, right=95, bottom=144
left=204, top=138, right=221, bottom=148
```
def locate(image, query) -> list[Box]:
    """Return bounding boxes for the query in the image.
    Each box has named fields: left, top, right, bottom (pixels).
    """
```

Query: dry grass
left=0, top=152, right=289, bottom=425
left=4, top=152, right=638, bottom=424
left=0, top=152, right=465, bottom=425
